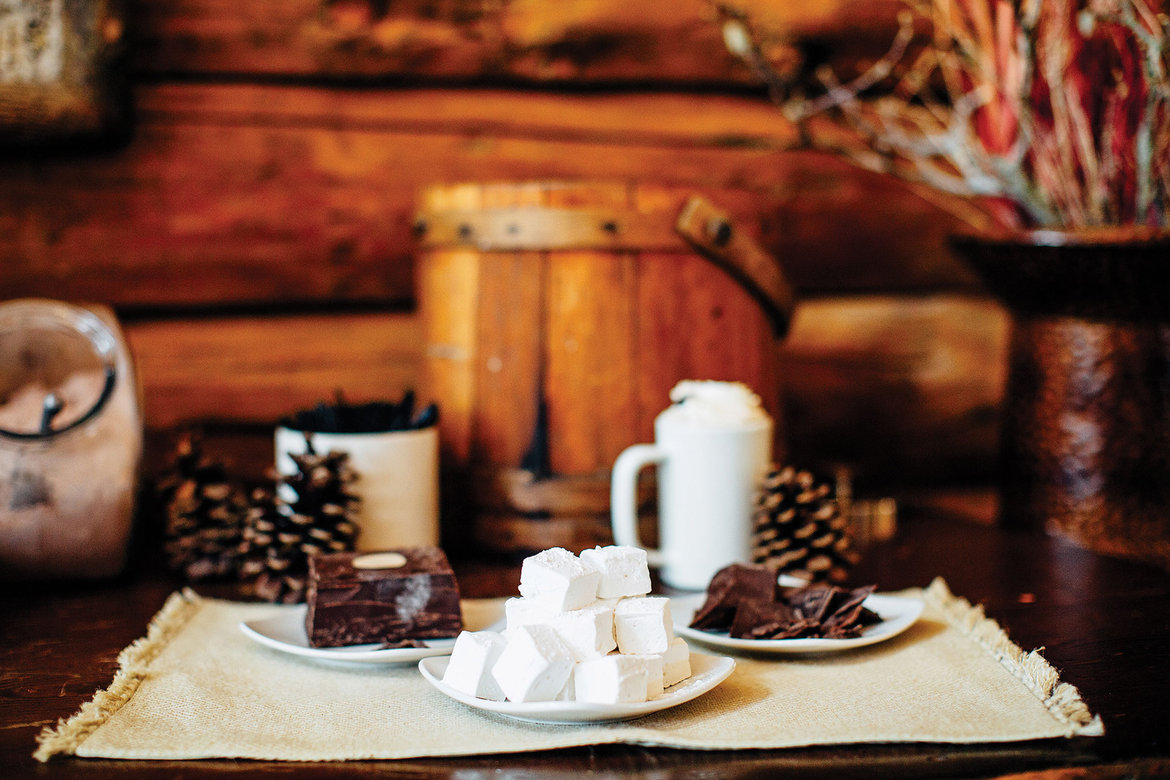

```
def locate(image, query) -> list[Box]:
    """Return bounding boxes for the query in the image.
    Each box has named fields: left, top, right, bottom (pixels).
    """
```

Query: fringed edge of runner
left=923, top=577, right=1104, bottom=738
left=33, top=588, right=204, bottom=761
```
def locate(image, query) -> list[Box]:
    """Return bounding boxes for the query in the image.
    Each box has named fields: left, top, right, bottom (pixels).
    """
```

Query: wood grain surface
left=130, top=0, right=904, bottom=84
left=0, top=84, right=978, bottom=309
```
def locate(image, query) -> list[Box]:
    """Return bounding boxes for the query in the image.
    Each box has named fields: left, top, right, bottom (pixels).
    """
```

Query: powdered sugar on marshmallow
left=518, top=547, right=601, bottom=611
left=580, top=545, right=651, bottom=599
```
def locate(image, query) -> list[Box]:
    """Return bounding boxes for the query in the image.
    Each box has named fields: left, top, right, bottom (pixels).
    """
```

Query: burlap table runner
left=35, top=578, right=1101, bottom=762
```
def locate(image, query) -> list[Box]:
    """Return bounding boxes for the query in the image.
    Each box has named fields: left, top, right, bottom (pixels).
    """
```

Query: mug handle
left=610, top=444, right=666, bottom=567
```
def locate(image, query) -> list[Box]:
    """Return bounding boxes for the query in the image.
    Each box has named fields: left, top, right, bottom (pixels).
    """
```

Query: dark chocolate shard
left=690, top=563, right=777, bottom=631
left=856, top=606, right=883, bottom=627
left=767, top=618, right=821, bottom=640
left=821, top=622, right=863, bottom=639
left=787, top=584, right=839, bottom=623
left=822, top=585, right=877, bottom=633
left=729, top=598, right=797, bottom=639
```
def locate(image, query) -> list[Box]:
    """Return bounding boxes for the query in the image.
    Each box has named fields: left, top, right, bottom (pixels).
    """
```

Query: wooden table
left=3, top=510, right=1169, bottom=778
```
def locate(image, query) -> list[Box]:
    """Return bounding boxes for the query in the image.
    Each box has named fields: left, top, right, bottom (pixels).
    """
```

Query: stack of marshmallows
left=442, top=545, right=691, bottom=704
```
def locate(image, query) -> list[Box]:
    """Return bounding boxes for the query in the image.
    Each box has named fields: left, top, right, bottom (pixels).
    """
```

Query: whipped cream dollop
left=661, top=381, right=769, bottom=426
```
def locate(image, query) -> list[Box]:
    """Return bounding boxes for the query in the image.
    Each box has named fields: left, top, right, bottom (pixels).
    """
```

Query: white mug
left=275, top=426, right=439, bottom=550
left=610, top=385, right=772, bottom=590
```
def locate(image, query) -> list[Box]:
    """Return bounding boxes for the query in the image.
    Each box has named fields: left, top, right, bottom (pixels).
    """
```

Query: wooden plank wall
left=0, top=0, right=1008, bottom=497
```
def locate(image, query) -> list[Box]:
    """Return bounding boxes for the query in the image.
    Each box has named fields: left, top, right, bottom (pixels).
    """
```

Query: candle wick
left=40, top=393, right=64, bottom=434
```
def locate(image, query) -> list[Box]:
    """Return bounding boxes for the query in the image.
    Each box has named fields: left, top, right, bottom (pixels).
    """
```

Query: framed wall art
left=0, top=0, right=127, bottom=146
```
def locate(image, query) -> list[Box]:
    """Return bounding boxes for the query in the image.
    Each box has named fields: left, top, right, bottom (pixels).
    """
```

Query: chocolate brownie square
left=305, top=548, right=462, bottom=647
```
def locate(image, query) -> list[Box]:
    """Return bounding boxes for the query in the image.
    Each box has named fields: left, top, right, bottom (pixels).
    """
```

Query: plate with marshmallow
left=420, top=545, right=736, bottom=724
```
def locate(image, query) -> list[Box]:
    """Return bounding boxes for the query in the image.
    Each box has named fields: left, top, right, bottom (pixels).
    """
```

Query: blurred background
left=1, top=0, right=1007, bottom=534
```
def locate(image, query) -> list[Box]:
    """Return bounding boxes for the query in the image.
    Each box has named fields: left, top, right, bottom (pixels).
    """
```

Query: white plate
left=418, top=652, right=736, bottom=724
left=671, top=585, right=924, bottom=655
left=240, top=605, right=500, bottom=665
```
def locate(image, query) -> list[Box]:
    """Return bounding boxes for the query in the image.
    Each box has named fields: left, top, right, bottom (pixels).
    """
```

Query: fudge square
left=305, top=548, right=463, bottom=647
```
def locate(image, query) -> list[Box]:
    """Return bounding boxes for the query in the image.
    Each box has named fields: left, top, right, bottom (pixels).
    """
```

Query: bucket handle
left=675, top=195, right=796, bottom=338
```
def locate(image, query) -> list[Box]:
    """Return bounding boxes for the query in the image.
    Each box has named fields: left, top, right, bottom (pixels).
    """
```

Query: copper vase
left=952, top=228, right=1170, bottom=566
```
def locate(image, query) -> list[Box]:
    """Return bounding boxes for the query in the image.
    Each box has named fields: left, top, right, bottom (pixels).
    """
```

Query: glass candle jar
left=0, top=299, right=143, bottom=579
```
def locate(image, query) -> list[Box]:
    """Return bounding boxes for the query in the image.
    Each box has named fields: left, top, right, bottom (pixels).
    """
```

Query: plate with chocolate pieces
left=240, top=548, right=496, bottom=664
left=671, top=564, right=923, bottom=654
left=240, top=606, right=471, bottom=664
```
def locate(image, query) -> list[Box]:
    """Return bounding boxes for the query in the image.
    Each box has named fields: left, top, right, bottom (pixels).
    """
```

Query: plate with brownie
left=671, top=563, right=923, bottom=654
left=240, top=548, right=487, bottom=664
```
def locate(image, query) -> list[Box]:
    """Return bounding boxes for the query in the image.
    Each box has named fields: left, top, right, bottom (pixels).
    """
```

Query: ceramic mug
left=275, top=426, right=439, bottom=549
left=610, top=384, right=772, bottom=589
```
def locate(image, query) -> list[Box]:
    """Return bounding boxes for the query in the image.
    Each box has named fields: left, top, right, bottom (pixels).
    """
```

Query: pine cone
left=157, top=434, right=249, bottom=582
left=241, top=447, right=360, bottom=603
left=751, top=466, right=858, bottom=583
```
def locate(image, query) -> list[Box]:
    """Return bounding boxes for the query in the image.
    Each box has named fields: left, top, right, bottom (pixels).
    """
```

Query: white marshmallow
left=490, top=625, right=576, bottom=703
left=614, top=596, right=673, bottom=655
left=662, top=637, right=691, bottom=688
left=627, top=653, right=665, bottom=700
left=518, top=547, right=600, bottom=611
left=548, top=602, right=616, bottom=661
left=580, top=545, right=652, bottom=599
left=573, top=654, right=650, bottom=704
left=442, top=631, right=507, bottom=701
left=503, top=596, right=560, bottom=633
left=555, top=668, right=575, bottom=701
left=609, top=653, right=665, bottom=700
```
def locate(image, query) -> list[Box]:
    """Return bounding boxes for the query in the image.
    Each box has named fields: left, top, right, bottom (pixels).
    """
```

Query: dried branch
left=713, top=0, right=1170, bottom=230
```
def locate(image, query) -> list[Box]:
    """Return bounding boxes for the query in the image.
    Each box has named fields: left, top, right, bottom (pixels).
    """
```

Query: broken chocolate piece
left=821, top=585, right=877, bottom=633
left=856, top=605, right=882, bottom=627
left=730, top=598, right=797, bottom=639
left=788, top=584, right=839, bottom=623
left=305, top=547, right=462, bottom=647
left=690, top=563, right=777, bottom=631
left=766, top=618, right=821, bottom=640
left=691, top=563, right=883, bottom=640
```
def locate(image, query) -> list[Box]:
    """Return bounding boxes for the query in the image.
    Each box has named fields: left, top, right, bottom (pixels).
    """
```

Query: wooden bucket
left=415, top=182, right=794, bottom=555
